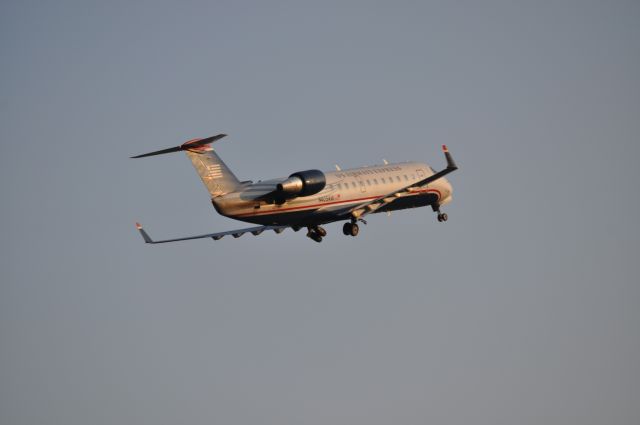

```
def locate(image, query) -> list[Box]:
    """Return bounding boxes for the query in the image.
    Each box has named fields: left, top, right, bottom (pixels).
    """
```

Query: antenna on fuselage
left=383, top=159, right=389, bottom=165
left=334, top=164, right=341, bottom=171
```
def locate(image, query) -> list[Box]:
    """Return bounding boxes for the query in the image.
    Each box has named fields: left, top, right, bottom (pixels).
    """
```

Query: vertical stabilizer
left=130, top=134, right=241, bottom=197
left=183, top=143, right=240, bottom=197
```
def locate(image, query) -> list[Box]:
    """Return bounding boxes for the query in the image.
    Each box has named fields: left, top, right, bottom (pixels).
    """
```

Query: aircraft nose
left=440, top=178, right=453, bottom=203
left=443, top=178, right=452, bottom=196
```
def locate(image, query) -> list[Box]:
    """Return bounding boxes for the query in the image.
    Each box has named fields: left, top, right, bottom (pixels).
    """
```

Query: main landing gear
left=306, top=225, right=327, bottom=243
left=342, top=222, right=359, bottom=236
left=432, top=203, right=448, bottom=222
left=342, top=218, right=365, bottom=237
left=305, top=218, right=366, bottom=242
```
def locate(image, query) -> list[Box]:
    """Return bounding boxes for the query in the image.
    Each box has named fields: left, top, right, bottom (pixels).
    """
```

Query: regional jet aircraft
left=133, top=134, right=458, bottom=243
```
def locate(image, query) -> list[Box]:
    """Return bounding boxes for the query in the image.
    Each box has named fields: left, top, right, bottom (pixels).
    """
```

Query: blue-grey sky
left=1, top=1, right=639, bottom=424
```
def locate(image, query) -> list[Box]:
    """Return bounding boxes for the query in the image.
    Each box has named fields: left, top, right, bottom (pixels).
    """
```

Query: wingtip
left=135, top=222, right=154, bottom=243
left=442, top=144, right=457, bottom=170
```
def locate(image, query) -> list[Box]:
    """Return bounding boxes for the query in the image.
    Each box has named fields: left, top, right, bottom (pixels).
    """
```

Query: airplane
left=132, top=134, right=458, bottom=244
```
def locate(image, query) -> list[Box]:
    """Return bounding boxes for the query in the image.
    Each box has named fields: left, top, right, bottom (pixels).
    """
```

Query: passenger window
left=366, top=180, right=371, bottom=186
left=337, top=183, right=342, bottom=190
left=381, top=177, right=386, bottom=183
left=396, top=176, right=401, bottom=182
left=373, top=179, right=378, bottom=185
left=351, top=182, right=357, bottom=188
left=404, top=175, right=408, bottom=181
left=411, top=174, right=415, bottom=180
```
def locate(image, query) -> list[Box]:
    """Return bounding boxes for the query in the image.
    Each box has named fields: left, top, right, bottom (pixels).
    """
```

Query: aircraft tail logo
left=131, top=134, right=241, bottom=197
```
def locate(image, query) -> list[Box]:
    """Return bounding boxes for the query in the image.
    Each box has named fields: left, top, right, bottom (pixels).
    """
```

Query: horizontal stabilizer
left=130, top=134, right=227, bottom=158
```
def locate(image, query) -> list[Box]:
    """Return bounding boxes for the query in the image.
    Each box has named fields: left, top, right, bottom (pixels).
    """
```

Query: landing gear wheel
left=306, top=229, right=323, bottom=243
left=316, top=226, right=327, bottom=237
left=342, top=222, right=359, bottom=236
left=308, top=232, right=323, bottom=243
left=437, top=213, right=448, bottom=222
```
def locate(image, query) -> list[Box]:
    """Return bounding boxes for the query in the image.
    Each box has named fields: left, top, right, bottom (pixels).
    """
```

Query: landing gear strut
left=432, top=203, right=448, bottom=223
left=306, top=225, right=326, bottom=243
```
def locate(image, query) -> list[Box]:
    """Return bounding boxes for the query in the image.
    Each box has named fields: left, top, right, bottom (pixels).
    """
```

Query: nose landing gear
left=432, top=203, right=449, bottom=222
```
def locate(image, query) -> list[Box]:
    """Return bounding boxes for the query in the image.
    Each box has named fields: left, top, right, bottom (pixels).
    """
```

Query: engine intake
left=276, top=169, right=326, bottom=197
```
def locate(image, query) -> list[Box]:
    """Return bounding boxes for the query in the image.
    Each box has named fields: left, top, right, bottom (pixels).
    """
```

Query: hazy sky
left=1, top=1, right=639, bottom=424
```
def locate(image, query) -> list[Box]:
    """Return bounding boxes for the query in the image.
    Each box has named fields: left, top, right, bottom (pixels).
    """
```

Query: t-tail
left=131, top=134, right=240, bottom=197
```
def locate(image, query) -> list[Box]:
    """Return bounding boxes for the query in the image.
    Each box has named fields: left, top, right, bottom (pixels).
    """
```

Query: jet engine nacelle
left=276, top=169, right=326, bottom=197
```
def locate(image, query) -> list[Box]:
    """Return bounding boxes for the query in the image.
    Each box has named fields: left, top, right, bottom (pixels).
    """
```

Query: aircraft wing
left=345, top=145, right=458, bottom=219
left=135, top=222, right=289, bottom=244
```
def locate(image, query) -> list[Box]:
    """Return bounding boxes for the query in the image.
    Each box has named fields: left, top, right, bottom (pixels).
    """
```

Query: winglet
left=135, top=222, right=154, bottom=244
left=442, top=145, right=457, bottom=170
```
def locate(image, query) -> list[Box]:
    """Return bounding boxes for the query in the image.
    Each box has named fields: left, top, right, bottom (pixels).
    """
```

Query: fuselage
left=212, top=161, right=452, bottom=226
